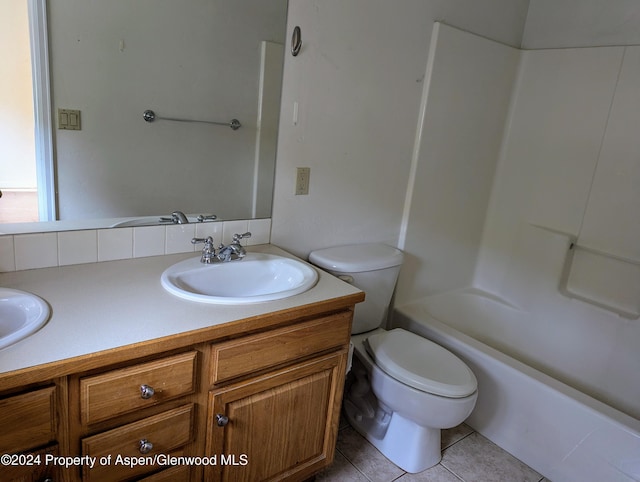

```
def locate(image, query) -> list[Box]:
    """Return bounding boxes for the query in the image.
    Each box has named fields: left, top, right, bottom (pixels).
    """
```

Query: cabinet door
left=205, top=351, right=347, bottom=482
left=0, top=386, right=57, bottom=454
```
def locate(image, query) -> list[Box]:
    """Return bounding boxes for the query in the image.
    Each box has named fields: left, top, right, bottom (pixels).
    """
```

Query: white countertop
left=0, top=244, right=362, bottom=375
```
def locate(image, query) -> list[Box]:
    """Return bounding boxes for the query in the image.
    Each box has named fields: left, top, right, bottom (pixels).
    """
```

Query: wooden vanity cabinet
left=205, top=311, right=352, bottom=482
left=0, top=300, right=358, bottom=482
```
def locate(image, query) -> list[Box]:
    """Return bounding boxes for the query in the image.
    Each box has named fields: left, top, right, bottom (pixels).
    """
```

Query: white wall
left=49, top=0, right=286, bottom=221
left=270, top=0, right=530, bottom=259
left=523, top=0, right=640, bottom=49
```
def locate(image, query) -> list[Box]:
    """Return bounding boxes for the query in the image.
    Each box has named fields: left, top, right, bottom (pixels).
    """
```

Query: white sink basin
left=161, top=252, right=318, bottom=304
left=0, top=288, right=50, bottom=349
left=110, top=216, right=202, bottom=228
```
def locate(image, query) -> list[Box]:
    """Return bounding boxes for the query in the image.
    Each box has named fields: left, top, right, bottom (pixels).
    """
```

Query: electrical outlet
left=295, top=167, right=310, bottom=195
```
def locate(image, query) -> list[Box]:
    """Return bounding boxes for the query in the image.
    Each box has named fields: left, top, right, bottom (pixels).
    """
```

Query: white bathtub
left=393, top=288, right=640, bottom=482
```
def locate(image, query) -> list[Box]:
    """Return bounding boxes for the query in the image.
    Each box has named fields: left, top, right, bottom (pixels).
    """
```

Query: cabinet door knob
left=216, top=414, right=229, bottom=427
left=140, top=384, right=155, bottom=399
left=139, top=439, right=154, bottom=454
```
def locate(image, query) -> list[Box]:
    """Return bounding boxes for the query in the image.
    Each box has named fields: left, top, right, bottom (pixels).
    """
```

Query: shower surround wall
left=474, top=43, right=640, bottom=420
left=395, top=22, right=640, bottom=476
left=395, top=23, right=520, bottom=303
left=398, top=22, right=640, bottom=421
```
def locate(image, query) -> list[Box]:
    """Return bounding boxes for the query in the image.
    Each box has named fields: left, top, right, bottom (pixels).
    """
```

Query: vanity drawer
left=80, top=351, right=198, bottom=425
left=81, top=404, right=194, bottom=482
left=0, top=444, right=59, bottom=482
left=0, top=386, right=57, bottom=453
left=138, top=465, right=191, bottom=482
left=211, top=311, right=352, bottom=384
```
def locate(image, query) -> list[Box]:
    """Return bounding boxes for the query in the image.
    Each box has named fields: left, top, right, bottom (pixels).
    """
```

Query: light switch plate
left=58, top=109, right=81, bottom=130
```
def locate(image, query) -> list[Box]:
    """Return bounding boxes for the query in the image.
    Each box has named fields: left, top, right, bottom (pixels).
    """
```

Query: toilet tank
left=309, top=244, right=404, bottom=334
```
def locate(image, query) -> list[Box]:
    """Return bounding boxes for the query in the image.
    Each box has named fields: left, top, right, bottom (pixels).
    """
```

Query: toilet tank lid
left=309, top=243, right=403, bottom=272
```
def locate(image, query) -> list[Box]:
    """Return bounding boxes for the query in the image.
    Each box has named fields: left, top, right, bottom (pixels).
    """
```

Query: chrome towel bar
left=142, top=109, right=241, bottom=130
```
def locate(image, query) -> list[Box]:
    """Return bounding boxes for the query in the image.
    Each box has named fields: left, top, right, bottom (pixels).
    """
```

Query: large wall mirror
left=0, top=0, right=287, bottom=234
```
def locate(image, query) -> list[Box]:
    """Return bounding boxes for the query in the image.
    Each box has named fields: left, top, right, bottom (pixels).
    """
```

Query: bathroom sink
left=160, top=252, right=318, bottom=304
left=110, top=216, right=201, bottom=228
left=110, top=218, right=165, bottom=228
left=0, top=288, right=50, bottom=349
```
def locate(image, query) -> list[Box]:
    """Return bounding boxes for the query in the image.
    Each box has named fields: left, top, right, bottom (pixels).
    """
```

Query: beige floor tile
left=396, top=464, right=462, bottom=482
left=441, top=432, right=541, bottom=482
left=441, top=423, right=474, bottom=449
left=336, top=426, right=405, bottom=482
left=316, top=451, right=370, bottom=482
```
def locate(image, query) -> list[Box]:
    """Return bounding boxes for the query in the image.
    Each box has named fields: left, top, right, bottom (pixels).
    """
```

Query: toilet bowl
left=309, top=244, right=478, bottom=472
left=347, top=329, right=477, bottom=472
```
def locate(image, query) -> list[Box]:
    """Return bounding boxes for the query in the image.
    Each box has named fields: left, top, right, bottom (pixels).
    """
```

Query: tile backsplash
left=0, top=218, right=271, bottom=273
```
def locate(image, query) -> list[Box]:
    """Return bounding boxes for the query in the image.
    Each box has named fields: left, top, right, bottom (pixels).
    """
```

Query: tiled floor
left=317, top=420, right=548, bottom=482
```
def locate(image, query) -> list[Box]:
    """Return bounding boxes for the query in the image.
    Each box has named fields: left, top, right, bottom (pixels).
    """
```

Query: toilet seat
left=365, top=329, right=477, bottom=398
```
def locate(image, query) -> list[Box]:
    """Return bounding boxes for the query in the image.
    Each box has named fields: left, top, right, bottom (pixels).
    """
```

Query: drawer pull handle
left=140, top=384, right=155, bottom=399
left=216, top=414, right=229, bottom=427
left=139, top=439, right=154, bottom=454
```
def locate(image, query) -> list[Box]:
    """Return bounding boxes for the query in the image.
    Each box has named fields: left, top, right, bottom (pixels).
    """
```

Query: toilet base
left=343, top=394, right=442, bottom=473
left=343, top=330, right=477, bottom=473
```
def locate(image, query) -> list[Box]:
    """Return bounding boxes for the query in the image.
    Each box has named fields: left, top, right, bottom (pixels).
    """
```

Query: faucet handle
left=232, top=232, right=252, bottom=243
left=192, top=236, right=214, bottom=246
left=192, top=237, right=217, bottom=263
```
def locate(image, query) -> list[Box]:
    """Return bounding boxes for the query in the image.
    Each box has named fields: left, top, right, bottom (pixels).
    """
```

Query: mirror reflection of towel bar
left=142, top=109, right=241, bottom=130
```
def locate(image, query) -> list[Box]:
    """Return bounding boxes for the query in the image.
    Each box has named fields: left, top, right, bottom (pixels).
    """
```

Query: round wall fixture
left=291, top=26, right=302, bottom=56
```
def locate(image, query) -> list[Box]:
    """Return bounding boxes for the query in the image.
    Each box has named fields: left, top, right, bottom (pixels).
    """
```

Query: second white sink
left=161, top=252, right=318, bottom=304
left=0, top=288, right=50, bottom=350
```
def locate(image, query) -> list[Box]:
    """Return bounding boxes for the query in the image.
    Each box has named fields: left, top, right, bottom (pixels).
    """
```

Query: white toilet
left=309, top=243, right=478, bottom=473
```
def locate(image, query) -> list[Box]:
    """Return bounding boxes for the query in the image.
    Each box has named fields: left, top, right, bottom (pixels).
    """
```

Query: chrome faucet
left=217, top=232, right=252, bottom=262
left=160, top=211, right=189, bottom=224
left=191, top=236, right=217, bottom=263
left=171, top=211, right=189, bottom=224
left=191, top=232, right=251, bottom=263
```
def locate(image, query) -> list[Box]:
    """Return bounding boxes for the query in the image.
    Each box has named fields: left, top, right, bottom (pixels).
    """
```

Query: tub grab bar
left=562, top=242, right=640, bottom=319
left=569, top=242, right=640, bottom=266
left=142, top=109, right=241, bottom=130
left=530, top=225, right=640, bottom=318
